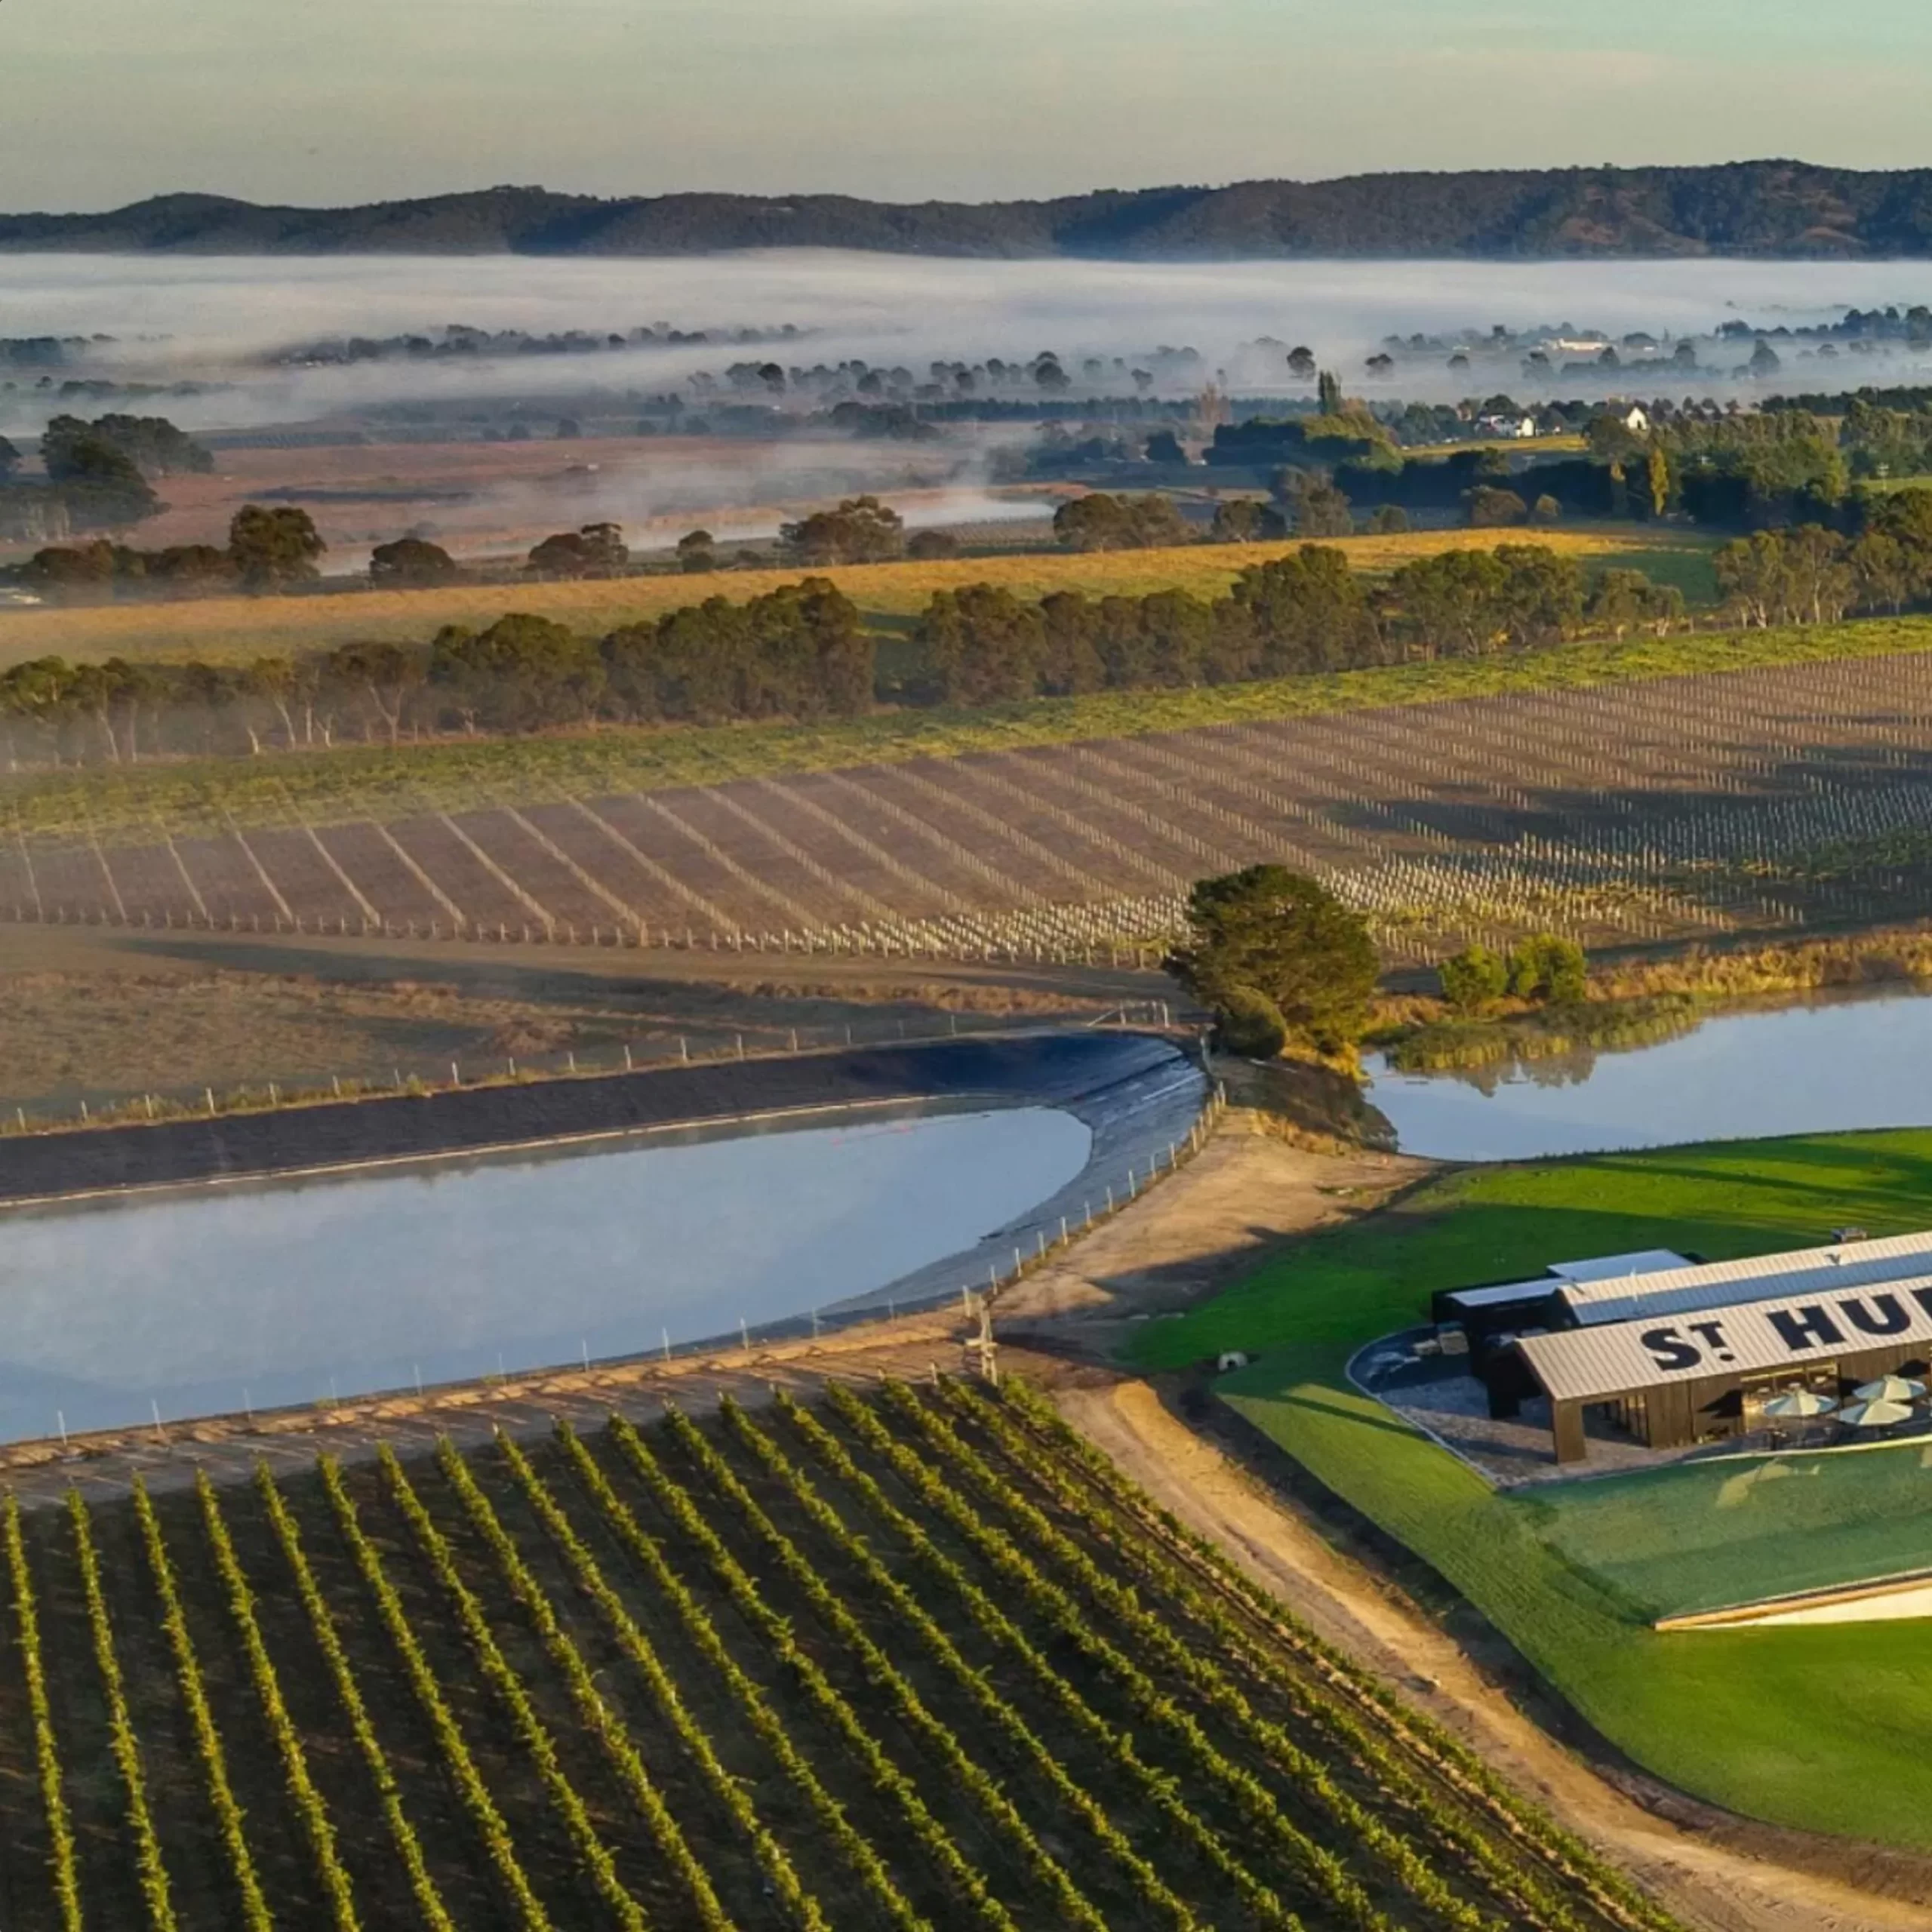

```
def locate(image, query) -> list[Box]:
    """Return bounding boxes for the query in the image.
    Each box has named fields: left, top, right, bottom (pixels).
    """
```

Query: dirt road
left=1059, top=1376, right=1932, bottom=1932
left=996, top=1114, right=1427, bottom=1339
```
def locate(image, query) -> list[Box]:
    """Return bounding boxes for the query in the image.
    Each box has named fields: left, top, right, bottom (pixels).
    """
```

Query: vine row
left=68, top=1489, right=177, bottom=1932
left=606, top=1411, right=1020, bottom=1932
left=315, top=1456, right=553, bottom=1932
left=715, top=1394, right=1211, bottom=1932
left=195, top=1473, right=361, bottom=1932
left=552, top=1422, right=930, bottom=1932
left=6, top=1495, right=82, bottom=1932
left=425, top=1437, right=732, bottom=1930
left=131, top=1478, right=274, bottom=1932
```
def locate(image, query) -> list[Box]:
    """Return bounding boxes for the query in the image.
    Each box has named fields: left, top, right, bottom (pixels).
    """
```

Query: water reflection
left=0, top=1105, right=1089, bottom=1444
left=1367, top=989, right=1932, bottom=1162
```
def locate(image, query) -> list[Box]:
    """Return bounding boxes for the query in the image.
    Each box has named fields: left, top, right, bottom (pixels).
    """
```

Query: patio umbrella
left=1761, top=1390, right=1837, bottom=1419
left=1854, top=1375, right=1927, bottom=1404
left=1839, top=1398, right=1915, bottom=1429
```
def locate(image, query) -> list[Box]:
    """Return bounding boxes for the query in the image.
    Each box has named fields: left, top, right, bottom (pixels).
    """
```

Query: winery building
left=1432, top=1231, right=1932, bottom=1464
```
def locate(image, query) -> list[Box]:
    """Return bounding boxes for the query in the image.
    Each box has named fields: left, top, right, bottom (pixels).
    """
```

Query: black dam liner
left=0, top=1030, right=1188, bottom=1205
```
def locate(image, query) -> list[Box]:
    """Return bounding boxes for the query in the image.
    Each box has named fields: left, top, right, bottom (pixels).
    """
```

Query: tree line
left=916, top=543, right=1685, bottom=704
left=1712, top=490, right=1932, bottom=626
left=0, top=578, right=871, bottom=768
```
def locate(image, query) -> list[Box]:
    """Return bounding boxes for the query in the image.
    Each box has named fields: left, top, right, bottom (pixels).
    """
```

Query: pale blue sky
left=8, top=0, right=1932, bottom=211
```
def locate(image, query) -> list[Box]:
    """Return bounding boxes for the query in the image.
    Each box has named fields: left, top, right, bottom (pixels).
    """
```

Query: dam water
left=0, top=1104, right=1090, bottom=1445
left=1367, top=988, right=1932, bottom=1161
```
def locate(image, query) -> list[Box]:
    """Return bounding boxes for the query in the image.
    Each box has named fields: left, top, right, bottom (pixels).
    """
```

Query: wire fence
left=23, top=1065, right=1229, bottom=1464
left=0, top=1002, right=1181, bottom=1140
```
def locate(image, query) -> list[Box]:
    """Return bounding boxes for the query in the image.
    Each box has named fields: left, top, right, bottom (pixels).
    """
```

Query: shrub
left=1214, top=986, right=1289, bottom=1058
left=1507, top=933, right=1588, bottom=1003
left=1465, top=486, right=1529, bottom=528
left=1438, top=943, right=1509, bottom=1011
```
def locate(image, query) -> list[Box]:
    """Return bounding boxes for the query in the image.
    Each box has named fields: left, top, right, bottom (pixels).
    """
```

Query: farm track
left=0, top=1386, right=1690, bottom=1932
left=6, top=651, right=1932, bottom=960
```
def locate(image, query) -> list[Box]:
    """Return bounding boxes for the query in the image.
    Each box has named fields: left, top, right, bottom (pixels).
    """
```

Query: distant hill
left=12, top=162, right=1932, bottom=258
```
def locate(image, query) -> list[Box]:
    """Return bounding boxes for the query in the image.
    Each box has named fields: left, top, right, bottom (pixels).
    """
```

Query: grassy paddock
left=1132, top=1131, right=1932, bottom=1847
left=0, top=525, right=1715, bottom=668
left=2, top=602, right=1918, bottom=839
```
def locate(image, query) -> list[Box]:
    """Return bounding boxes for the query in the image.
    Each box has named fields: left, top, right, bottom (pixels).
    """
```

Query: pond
left=1366, top=989, right=1932, bottom=1162
left=0, top=1103, right=1090, bottom=1444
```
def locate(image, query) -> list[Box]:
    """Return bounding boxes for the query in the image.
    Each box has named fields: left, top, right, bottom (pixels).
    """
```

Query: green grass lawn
left=1526, top=1441, right=1932, bottom=1619
left=1129, top=1131, right=1932, bottom=1848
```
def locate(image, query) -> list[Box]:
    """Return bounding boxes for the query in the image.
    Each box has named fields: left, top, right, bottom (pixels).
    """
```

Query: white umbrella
left=1839, top=1398, right=1915, bottom=1429
left=1761, top=1390, right=1837, bottom=1419
left=1854, top=1375, right=1927, bottom=1404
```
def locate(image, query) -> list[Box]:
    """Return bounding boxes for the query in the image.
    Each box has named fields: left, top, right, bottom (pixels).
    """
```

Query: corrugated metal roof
left=1548, top=1250, right=1692, bottom=1283
left=1441, top=1279, right=1558, bottom=1310
left=1558, top=1229, right=1932, bottom=1327
left=1520, top=1279, right=1932, bottom=1403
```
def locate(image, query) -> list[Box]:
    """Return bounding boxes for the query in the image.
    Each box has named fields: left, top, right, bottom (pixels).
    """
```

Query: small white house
left=1475, top=414, right=1538, bottom=440
left=1618, top=405, right=1651, bottom=435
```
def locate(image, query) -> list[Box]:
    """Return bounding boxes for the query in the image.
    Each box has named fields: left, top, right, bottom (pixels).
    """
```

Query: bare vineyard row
left=0, top=1386, right=1682, bottom=1932
left=7, top=649, right=1932, bottom=962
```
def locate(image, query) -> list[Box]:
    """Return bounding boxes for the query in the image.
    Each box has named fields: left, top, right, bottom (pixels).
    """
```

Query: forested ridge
left=14, top=162, right=1932, bottom=257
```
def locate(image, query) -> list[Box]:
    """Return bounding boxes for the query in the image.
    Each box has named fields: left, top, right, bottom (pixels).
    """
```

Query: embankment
left=0, top=1028, right=1191, bottom=1205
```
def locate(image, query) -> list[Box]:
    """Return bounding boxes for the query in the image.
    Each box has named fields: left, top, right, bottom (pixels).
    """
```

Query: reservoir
left=0, top=1103, right=1090, bottom=1444
left=1367, top=989, right=1932, bottom=1162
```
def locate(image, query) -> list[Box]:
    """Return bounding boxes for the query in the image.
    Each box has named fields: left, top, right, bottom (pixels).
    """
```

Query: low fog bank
left=17, top=252, right=1932, bottom=432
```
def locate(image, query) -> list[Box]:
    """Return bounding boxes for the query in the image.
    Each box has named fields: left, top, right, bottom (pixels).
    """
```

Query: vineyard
left=0, top=1378, right=1684, bottom=1932
left=5, top=647, right=1932, bottom=962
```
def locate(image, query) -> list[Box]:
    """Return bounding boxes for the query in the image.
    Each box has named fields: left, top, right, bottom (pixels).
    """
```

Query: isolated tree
left=1367, top=503, right=1411, bottom=534
left=527, top=529, right=595, bottom=577
left=43, top=413, right=212, bottom=480
left=578, top=521, right=629, bottom=574
left=1287, top=346, right=1317, bottom=380
left=1464, top=485, right=1528, bottom=528
left=1167, top=864, right=1380, bottom=1054
left=1209, top=498, right=1288, bottom=543
left=1285, top=476, right=1352, bottom=538
left=675, top=528, right=718, bottom=573
left=1054, top=491, right=1192, bottom=552
left=1317, top=370, right=1343, bottom=414
left=906, top=528, right=958, bottom=559
left=368, top=536, right=458, bottom=587
left=145, top=543, right=241, bottom=594
left=1143, top=429, right=1188, bottom=466
left=780, top=495, right=905, bottom=565
left=51, top=438, right=161, bottom=531
left=229, top=503, right=325, bottom=590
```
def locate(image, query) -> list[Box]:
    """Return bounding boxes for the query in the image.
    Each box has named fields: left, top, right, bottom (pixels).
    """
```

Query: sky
left=8, top=0, right=1932, bottom=212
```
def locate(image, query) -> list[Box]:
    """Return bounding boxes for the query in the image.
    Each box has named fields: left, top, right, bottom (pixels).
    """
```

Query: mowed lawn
left=1130, top=1131, right=1932, bottom=1848
left=1527, top=1441, right=1932, bottom=1620
left=0, top=524, right=1717, bottom=668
